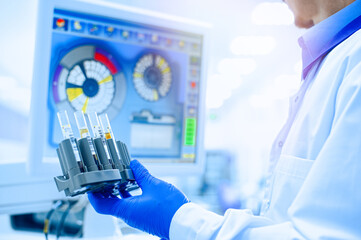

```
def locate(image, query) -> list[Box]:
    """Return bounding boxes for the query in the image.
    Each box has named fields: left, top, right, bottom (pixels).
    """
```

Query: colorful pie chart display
left=133, top=54, right=172, bottom=102
left=52, top=45, right=126, bottom=119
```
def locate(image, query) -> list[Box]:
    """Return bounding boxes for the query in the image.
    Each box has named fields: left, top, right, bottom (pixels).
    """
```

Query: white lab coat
left=169, top=29, right=361, bottom=240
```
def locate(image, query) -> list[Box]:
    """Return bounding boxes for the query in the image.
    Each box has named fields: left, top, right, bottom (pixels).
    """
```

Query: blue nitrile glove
left=88, top=160, right=189, bottom=239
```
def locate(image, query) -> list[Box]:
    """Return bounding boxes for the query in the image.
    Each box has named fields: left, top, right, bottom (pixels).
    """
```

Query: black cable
left=44, top=200, right=63, bottom=240
left=56, top=201, right=76, bottom=240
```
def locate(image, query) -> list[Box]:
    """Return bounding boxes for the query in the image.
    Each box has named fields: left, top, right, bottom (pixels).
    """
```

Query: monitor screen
left=44, top=8, right=203, bottom=164
left=25, top=0, right=210, bottom=178
left=1, top=0, right=209, bottom=215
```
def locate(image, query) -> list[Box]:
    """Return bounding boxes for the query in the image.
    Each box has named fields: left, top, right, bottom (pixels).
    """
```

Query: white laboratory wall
left=0, top=0, right=305, bottom=201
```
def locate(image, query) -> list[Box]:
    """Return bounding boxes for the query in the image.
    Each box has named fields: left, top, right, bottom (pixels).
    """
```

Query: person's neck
left=313, top=0, right=356, bottom=24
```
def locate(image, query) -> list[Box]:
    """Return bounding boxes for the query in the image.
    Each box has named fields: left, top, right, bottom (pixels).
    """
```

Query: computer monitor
left=0, top=0, right=209, bottom=214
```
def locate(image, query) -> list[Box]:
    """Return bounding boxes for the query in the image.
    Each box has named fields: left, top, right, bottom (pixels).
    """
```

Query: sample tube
left=99, top=114, right=124, bottom=171
left=88, top=112, right=113, bottom=166
left=74, top=111, right=95, bottom=152
left=74, top=111, right=100, bottom=170
left=88, top=112, right=105, bottom=139
left=57, top=110, right=83, bottom=171
left=99, top=114, right=119, bottom=157
left=99, top=114, right=116, bottom=141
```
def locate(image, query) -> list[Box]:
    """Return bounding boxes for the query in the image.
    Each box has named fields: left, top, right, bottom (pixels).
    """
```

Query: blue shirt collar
left=298, top=0, right=361, bottom=79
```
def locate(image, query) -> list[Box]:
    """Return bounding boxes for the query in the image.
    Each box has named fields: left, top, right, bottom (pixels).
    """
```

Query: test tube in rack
left=99, top=114, right=116, bottom=141
left=57, top=110, right=84, bottom=172
left=88, top=112, right=114, bottom=169
left=74, top=111, right=96, bottom=152
left=74, top=111, right=99, bottom=171
left=99, top=114, right=125, bottom=171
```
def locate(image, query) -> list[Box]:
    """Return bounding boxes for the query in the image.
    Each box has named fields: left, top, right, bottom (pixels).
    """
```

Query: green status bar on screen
left=184, top=118, right=196, bottom=146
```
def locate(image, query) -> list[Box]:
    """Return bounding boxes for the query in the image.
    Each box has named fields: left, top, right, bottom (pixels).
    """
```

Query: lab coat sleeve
left=169, top=203, right=301, bottom=240
left=169, top=61, right=361, bottom=240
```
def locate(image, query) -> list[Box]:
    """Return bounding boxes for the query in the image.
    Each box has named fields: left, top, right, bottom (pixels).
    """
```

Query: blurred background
left=0, top=0, right=305, bottom=238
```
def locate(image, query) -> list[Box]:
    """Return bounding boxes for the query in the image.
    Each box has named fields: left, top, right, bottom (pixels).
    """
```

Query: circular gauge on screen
left=133, top=53, right=172, bottom=101
left=52, top=45, right=126, bottom=119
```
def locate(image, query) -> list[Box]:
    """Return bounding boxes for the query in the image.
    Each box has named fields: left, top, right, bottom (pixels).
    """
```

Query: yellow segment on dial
left=99, top=75, right=113, bottom=85
left=133, top=72, right=143, bottom=78
left=67, top=88, right=83, bottom=102
left=157, top=57, right=165, bottom=67
left=153, top=89, right=159, bottom=100
left=162, top=67, right=170, bottom=74
left=82, top=97, right=89, bottom=113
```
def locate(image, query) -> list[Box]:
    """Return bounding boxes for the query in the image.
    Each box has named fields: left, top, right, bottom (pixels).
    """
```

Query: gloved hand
left=88, top=160, right=189, bottom=239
